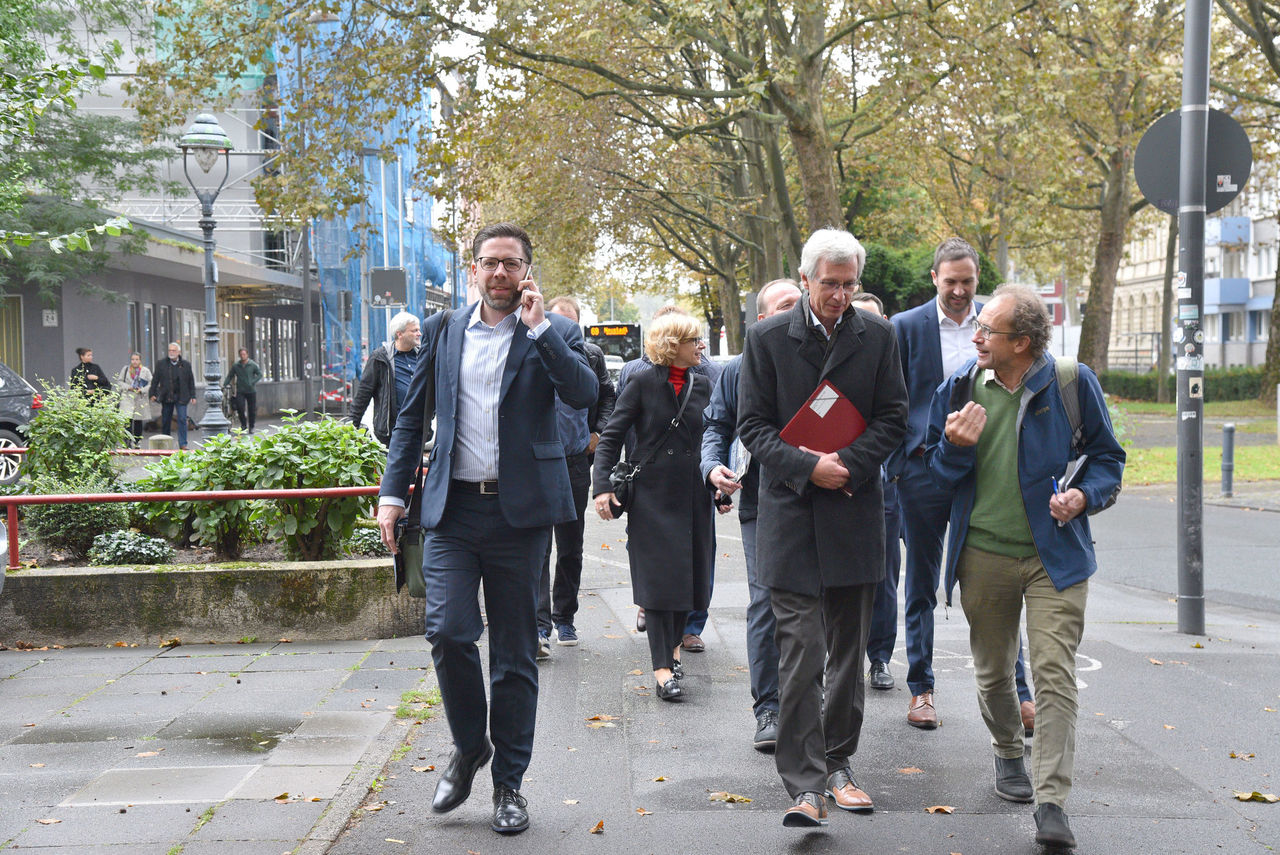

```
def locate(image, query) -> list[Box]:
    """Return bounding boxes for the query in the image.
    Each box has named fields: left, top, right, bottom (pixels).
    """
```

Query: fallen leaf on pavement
left=29, top=763, right=45, bottom=768
left=603, top=634, right=622, bottom=639
left=385, top=839, right=406, bottom=844
left=411, top=766, right=434, bottom=773
left=36, top=818, right=61, bottom=825
left=1148, top=658, right=1163, bottom=665
left=590, top=820, right=604, bottom=834
left=586, top=721, right=616, bottom=728
left=1163, top=724, right=1176, bottom=730
left=708, top=792, right=752, bottom=803
left=1266, top=708, right=1277, bottom=713
left=898, top=767, right=924, bottom=774
left=600, top=543, right=612, bottom=550
left=1192, top=642, right=1204, bottom=648
left=136, top=751, right=161, bottom=758
left=586, top=714, right=619, bottom=721
left=629, top=669, right=644, bottom=676
left=1233, top=791, right=1279, bottom=803
left=273, top=792, right=290, bottom=803
left=564, top=799, right=579, bottom=804
left=653, top=776, right=666, bottom=782
left=363, top=803, right=385, bottom=812
left=926, top=805, right=955, bottom=814
left=636, top=807, right=652, bottom=815
left=1229, top=752, right=1256, bottom=760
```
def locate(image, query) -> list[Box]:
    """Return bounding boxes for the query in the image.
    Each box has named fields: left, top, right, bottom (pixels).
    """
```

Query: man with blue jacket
left=926, top=283, right=1123, bottom=851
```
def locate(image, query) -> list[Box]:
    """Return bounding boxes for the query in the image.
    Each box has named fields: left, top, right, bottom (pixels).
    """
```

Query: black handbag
left=607, top=382, right=692, bottom=516
left=393, top=309, right=453, bottom=598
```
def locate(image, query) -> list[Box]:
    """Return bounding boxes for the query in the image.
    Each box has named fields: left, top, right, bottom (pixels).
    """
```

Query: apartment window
left=1226, top=311, right=1246, bottom=342
left=1223, top=249, right=1246, bottom=279
left=142, top=305, right=154, bottom=368
left=179, top=309, right=205, bottom=374
left=1205, top=314, right=1219, bottom=343
left=127, top=302, right=139, bottom=356
left=1252, top=310, right=1270, bottom=342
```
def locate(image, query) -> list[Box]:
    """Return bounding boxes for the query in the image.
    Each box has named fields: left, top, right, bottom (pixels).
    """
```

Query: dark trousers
left=128, top=419, right=145, bottom=446
left=537, top=452, right=590, bottom=635
left=897, top=457, right=1033, bottom=702
left=232, top=391, right=257, bottom=431
left=683, top=508, right=714, bottom=636
left=867, top=479, right=902, bottom=664
left=741, top=517, right=779, bottom=716
left=645, top=608, right=689, bottom=671
left=160, top=401, right=189, bottom=447
left=771, top=583, right=875, bottom=798
left=422, top=485, right=551, bottom=791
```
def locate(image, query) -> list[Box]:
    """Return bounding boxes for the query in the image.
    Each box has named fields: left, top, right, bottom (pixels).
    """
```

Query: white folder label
left=809, top=384, right=838, bottom=419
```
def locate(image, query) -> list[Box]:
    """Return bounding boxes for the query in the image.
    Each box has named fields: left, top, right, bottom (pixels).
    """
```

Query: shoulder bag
left=608, top=381, right=692, bottom=517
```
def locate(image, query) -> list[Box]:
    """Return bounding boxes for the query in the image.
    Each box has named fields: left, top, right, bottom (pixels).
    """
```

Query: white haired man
left=352, top=311, right=422, bottom=445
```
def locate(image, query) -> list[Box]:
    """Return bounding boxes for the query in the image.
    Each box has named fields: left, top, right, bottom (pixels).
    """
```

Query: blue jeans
left=741, top=518, right=779, bottom=716
left=160, top=401, right=189, bottom=447
left=683, top=511, right=714, bottom=636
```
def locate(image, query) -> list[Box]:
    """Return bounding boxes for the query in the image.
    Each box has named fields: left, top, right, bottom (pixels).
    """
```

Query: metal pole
left=1176, top=0, right=1210, bottom=636
left=295, top=42, right=314, bottom=416
left=197, top=189, right=230, bottom=437
left=1221, top=423, right=1235, bottom=497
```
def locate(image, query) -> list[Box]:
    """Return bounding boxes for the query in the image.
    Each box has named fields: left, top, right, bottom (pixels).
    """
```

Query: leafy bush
left=24, top=475, right=129, bottom=558
left=135, top=432, right=260, bottom=558
left=1098, top=366, right=1262, bottom=402
left=20, top=385, right=131, bottom=484
left=88, top=530, right=174, bottom=565
left=244, top=412, right=385, bottom=560
left=345, top=526, right=388, bottom=556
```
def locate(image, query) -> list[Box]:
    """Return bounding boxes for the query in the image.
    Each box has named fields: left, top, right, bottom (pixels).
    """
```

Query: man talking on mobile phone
left=377, top=223, right=596, bottom=836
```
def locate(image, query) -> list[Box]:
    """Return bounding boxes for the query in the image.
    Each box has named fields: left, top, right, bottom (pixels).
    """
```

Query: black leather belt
left=452, top=479, right=499, bottom=495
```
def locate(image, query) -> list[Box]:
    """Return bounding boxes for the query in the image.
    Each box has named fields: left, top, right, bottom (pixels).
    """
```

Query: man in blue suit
left=377, top=223, right=596, bottom=836
left=888, top=238, right=1032, bottom=731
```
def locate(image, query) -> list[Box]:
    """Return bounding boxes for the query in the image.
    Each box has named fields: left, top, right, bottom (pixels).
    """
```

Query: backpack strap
left=1055, top=356, right=1083, bottom=452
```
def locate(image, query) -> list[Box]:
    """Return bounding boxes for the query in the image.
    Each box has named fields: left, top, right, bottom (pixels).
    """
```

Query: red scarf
left=668, top=365, right=688, bottom=397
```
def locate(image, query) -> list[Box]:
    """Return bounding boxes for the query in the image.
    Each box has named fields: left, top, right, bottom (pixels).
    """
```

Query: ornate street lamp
left=179, top=113, right=233, bottom=436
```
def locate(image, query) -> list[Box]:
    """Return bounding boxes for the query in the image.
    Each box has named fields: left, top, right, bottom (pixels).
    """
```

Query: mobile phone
left=714, top=492, right=733, bottom=510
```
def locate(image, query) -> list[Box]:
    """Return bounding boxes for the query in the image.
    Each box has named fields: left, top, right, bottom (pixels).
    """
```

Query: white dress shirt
left=936, top=298, right=978, bottom=379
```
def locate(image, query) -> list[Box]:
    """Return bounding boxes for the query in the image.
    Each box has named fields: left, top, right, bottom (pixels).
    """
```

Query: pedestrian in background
left=535, top=295, right=616, bottom=659
left=151, top=342, right=197, bottom=449
left=223, top=347, right=263, bottom=433
left=738, top=228, right=908, bottom=827
left=70, top=347, right=112, bottom=396
left=700, top=277, right=802, bottom=751
left=352, top=311, right=421, bottom=445
left=926, top=283, right=1124, bottom=850
left=116, top=352, right=152, bottom=445
left=593, top=313, right=713, bottom=703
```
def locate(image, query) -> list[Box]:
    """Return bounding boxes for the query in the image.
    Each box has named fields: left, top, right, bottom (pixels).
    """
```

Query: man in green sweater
left=224, top=347, right=263, bottom=433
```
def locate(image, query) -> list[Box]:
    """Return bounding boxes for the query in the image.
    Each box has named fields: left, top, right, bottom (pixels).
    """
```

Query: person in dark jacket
left=592, top=313, right=713, bottom=702
left=351, top=311, right=421, bottom=445
left=738, top=228, right=908, bottom=827
left=223, top=347, right=263, bottom=433
left=700, top=277, right=801, bottom=751
left=151, top=342, right=197, bottom=449
left=70, top=348, right=113, bottom=396
left=535, top=296, right=616, bottom=659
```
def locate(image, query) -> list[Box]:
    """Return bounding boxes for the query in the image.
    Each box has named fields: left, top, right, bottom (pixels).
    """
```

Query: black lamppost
left=179, top=113, right=233, bottom=436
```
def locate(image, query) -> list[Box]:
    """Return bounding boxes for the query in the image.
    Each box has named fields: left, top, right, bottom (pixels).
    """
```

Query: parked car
left=0, top=360, right=42, bottom=485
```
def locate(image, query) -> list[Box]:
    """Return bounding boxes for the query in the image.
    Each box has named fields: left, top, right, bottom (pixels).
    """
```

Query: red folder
left=779, top=380, right=866, bottom=453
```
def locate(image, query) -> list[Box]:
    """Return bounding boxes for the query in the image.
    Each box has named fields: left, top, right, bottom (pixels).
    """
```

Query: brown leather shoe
left=782, top=792, right=828, bottom=827
left=681, top=633, right=705, bottom=652
left=1021, top=699, right=1036, bottom=736
left=825, top=767, right=873, bottom=812
left=907, top=691, right=939, bottom=729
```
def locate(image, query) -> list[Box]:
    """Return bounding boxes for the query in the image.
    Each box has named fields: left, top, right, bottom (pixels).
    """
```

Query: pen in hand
left=1051, top=476, right=1066, bottom=526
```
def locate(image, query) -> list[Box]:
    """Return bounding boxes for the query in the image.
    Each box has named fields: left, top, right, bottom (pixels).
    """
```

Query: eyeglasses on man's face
left=476, top=256, right=529, bottom=272
left=974, top=322, right=1022, bottom=341
left=816, top=279, right=860, bottom=294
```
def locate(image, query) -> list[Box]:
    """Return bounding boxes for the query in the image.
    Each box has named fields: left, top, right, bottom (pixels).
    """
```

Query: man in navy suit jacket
left=886, top=238, right=1032, bottom=731
left=377, top=223, right=596, bottom=836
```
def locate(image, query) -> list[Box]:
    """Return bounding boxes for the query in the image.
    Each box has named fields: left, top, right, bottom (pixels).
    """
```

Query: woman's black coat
left=592, top=362, right=713, bottom=612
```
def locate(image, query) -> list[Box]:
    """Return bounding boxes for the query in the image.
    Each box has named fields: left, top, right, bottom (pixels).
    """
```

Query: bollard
left=1221, top=423, right=1235, bottom=498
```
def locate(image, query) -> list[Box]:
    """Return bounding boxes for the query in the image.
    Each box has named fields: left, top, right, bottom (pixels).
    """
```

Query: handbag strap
left=629, top=378, right=694, bottom=476
left=406, top=309, right=455, bottom=516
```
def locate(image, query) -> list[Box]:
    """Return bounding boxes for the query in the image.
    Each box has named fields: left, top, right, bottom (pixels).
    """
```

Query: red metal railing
left=0, top=448, right=178, bottom=456
left=2, top=486, right=381, bottom=571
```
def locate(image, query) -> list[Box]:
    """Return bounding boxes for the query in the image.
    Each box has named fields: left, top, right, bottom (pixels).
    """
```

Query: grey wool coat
left=592, top=362, right=713, bottom=613
left=737, top=299, right=908, bottom=596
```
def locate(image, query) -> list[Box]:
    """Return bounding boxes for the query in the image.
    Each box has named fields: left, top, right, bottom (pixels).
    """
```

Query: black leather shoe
left=431, top=741, right=493, bottom=813
left=672, top=660, right=684, bottom=680
left=1034, top=803, right=1076, bottom=849
left=994, top=755, right=1034, bottom=803
left=656, top=678, right=683, bottom=701
left=491, top=784, right=529, bottom=834
left=753, top=709, right=778, bottom=752
left=868, top=661, right=894, bottom=690
left=636, top=608, right=646, bottom=632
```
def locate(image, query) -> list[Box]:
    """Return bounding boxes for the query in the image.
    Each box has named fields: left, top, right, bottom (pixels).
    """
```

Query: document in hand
left=779, top=380, right=867, bottom=453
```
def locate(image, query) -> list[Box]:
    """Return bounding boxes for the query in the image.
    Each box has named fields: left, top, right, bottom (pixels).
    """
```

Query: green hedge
left=1098, top=366, right=1262, bottom=401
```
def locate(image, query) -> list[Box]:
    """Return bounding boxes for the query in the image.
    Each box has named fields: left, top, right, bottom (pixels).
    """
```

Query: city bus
left=584, top=322, right=642, bottom=365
